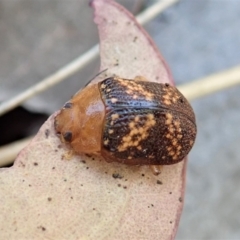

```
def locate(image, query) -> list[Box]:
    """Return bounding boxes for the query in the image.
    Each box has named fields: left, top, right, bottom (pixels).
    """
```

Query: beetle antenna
left=84, top=68, right=108, bottom=87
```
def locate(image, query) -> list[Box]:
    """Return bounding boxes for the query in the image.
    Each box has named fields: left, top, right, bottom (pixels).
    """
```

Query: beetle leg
left=150, top=165, right=162, bottom=175
left=62, top=150, right=75, bottom=160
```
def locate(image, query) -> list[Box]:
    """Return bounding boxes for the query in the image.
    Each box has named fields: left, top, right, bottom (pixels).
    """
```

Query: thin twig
left=136, top=0, right=179, bottom=24
left=0, top=0, right=179, bottom=117
left=0, top=45, right=99, bottom=117
left=178, top=65, right=240, bottom=100
left=0, top=137, right=32, bottom=167
left=1, top=64, right=240, bottom=167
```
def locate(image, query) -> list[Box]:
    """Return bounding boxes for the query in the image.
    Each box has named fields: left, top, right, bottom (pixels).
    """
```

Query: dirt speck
left=156, top=180, right=162, bottom=185
left=112, top=173, right=123, bottom=179
left=45, top=129, right=50, bottom=138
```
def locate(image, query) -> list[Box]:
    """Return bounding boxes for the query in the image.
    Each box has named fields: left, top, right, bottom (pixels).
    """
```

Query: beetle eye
left=63, top=131, right=72, bottom=142
left=63, top=102, right=72, bottom=109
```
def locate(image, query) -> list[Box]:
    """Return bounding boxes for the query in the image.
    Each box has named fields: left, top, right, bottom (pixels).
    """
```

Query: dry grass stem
left=1, top=64, right=240, bottom=167
left=0, top=137, right=32, bottom=167
left=179, top=65, right=240, bottom=100
left=0, top=0, right=179, bottom=117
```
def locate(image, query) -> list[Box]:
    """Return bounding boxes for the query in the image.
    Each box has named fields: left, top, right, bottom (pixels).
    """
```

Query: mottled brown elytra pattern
left=99, top=77, right=196, bottom=165
left=54, top=76, right=197, bottom=167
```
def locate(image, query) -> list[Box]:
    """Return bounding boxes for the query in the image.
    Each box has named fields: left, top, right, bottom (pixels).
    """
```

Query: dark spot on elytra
left=132, top=134, right=141, bottom=141
left=123, top=186, right=127, bottom=189
left=33, top=162, right=38, bottom=166
left=179, top=98, right=184, bottom=103
left=165, top=83, right=169, bottom=87
left=118, top=184, right=121, bottom=187
left=179, top=197, right=183, bottom=202
left=169, top=192, right=172, bottom=194
left=82, top=160, right=86, bottom=164
left=141, top=174, right=145, bottom=177
left=47, top=197, right=52, bottom=201
left=63, top=131, right=72, bottom=142
left=45, top=129, right=50, bottom=138
left=112, top=173, right=123, bottom=179
left=85, top=154, right=91, bottom=158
